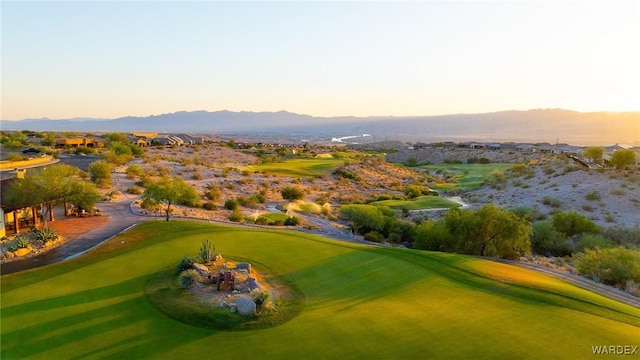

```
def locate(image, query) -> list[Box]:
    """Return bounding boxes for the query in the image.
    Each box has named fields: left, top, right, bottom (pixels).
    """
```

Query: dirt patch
left=48, top=215, right=110, bottom=241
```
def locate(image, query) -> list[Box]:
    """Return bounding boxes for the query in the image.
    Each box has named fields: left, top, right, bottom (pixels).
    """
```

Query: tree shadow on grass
left=1, top=275, right=211, bottom=359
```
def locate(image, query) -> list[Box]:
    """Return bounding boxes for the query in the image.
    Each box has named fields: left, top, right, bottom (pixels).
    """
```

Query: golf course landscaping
left=247, top=158, right=345, bottom=178
left=419, top=163, right=512, bottom=191
left=370, top=195, right=462, bottom=210
left=2, top=221, right=639, bottom=359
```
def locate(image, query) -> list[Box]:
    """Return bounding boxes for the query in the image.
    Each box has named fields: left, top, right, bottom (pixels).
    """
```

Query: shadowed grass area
left=420, top=163, right=512, bottom=191
left=2, top=221, right=639, bottom=359
left=247, top=158, right=344, bottom=178
left=371, top=195, right=462, bottom=210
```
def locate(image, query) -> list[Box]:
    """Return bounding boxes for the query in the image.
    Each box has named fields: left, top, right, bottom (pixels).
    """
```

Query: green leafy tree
left=5, top=164, right=92, bottom=227
left=67, top=181, right=101, bottom=213
left=552, top=211, right=599, bottom=238
left=339, top=204, right=395, bottom=236
left=142, top=176, right=201, bottom=221
left=414, top=220, right=452, bottom=251
left=531, top=221, right=570, bottom=256
left=88, top=160, right=113, bottom=188
left=281, top=186, right=305, bottom=201
left=609, top=149, right=637, bottom=169
left=103, top=132, right=130, bottom=144
left=444, top=204, right=531, bottom=258
left=583, top=146, right=605, bottom=164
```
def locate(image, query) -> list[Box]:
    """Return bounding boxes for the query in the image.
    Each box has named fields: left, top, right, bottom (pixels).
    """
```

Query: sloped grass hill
left=2, top=221, right=639, bottom=359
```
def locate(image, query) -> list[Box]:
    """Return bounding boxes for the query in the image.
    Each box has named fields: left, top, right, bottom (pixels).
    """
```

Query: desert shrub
left=224, top=199, right=239, bottom=210
left=585, top=191, right=601, bottom=201
left=610, top=188, right=625, bottom=196
left=237, top=196, right=258, bottom=208
left=531, top=221, right=571, bottom=256
left=176, top=256, right=195, bottom=274
left=252, top=290, right=277, bottom=312
left=273, top=219, right=285, bottom=226
left=126, top=186, right=143, bottom=195
left=334, top=168, right=359, bottom=181
left=228, top=209, right=244, bottom=222
left=254, top=217, right=268, bottom=225
left=509, top=163, right=534, bottom=177
left=364, top=231, right=383, bottom=243
left=600, top=226, right=640, bottom=248
left=404, top=184, right=424, bottom=199
left=75, top=146, right=95, bottom=155
left=542, top=196, right=562, bottom=208
left=404, top=157, right=419, bottom=167
left=574, top=247, right=640, bottom=289
left=178, top=270, right=198, bottom=289
left=577, top=234, right=614, bottom=252
left=88, top=160, right=113, bottom=188
left=204, top=184, right=221, bottom=202
left=192, top=171, right=204, bottom=180
left=253, top=193, right=266, bottom=204
left=511, top=206, right=546, bottom=222
left=202, top=201, right=217, bottom=211
left=31, top=227, right=58, bottom=243
left=281, top=186, right=305, bottom=201
left=199, top=238, right=216, bottom=263
left=284, top=216, right=301, bottom=226
left=8, top=235, right=31, bottom=252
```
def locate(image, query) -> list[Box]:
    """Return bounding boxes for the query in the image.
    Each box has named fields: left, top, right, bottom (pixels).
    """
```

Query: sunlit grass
left=420, top=163, right=512, bottom=191
left=247, top=158, right=344, bottom=178
left=371, top=195, right=461, bottom=210
left=1, top=221, right=638, bottom=359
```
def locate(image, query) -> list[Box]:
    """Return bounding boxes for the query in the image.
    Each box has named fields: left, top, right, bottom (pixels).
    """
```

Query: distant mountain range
left=2, top=109, right=639, bottom=146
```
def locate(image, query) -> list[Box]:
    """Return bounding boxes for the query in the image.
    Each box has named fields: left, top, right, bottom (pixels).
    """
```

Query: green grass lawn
left=372, top=195, right=462, bottom=210
left=248, top=158, right=344, bottom=178
left=2, top=221, right=639, bottom=359
left=420, top=163, right=512, bottom=191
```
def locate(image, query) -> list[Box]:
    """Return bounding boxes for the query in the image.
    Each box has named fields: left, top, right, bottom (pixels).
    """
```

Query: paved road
left=0, top=198, right=145, bottom=275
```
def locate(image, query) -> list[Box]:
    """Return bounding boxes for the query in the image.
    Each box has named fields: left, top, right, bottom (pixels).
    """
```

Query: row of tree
left=582, top=147, right=637, bottom=169
left=5, top=164, right=101, bottom=227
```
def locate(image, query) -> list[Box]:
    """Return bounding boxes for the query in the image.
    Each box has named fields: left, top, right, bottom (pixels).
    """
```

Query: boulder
left=219, top=301, right=228, bottom=308
left=235, top=262, right=251, bottom=273
left=230, top=305, right=237, bottom=313
left=192, top=263, right=211, bottom=277
left=271, top=290, right=280, bottom=300
left=235, top=296, right=256, bottom=316
left=246, top=277, right=262, bottom=291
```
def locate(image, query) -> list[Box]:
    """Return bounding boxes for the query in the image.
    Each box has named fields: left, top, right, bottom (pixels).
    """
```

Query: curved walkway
left=0, top=197, right=144, bottom=275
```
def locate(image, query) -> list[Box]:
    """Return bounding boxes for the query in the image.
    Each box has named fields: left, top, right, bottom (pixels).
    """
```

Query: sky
left=1, top=1, right=639, bottom=120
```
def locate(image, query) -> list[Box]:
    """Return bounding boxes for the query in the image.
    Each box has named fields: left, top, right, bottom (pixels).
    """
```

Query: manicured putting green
left=2, top=221, right=638, bottom=359
left=248, top=158, right=344, bottom=177
left=371, top=195, right=461, bottom=210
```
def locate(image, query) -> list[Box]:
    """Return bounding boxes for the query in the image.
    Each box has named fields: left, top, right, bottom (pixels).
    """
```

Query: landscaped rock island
left=177, top=252, right=279, bottom=316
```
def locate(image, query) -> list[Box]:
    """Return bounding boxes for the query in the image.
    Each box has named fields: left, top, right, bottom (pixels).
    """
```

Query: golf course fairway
left=2, top=221, right=638, bottom=359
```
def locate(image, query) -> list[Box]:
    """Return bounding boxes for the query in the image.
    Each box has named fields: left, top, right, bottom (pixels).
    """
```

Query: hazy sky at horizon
left=2, top=1, right=639, bottom=120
